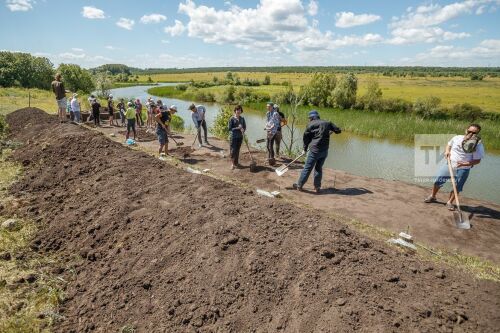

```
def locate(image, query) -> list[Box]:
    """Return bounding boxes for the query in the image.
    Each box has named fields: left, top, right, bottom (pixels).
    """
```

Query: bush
left=170, top=114, right=184, bottom=132
left=380, top=98, right=412, bottom=114
left=194, top=90, right=216, bottom=103
left=221, top=85, right=236, bottom=103
left=413, top=96, right=447, bottom=119
left=331, top=73, right=357, bottom=109
left=360, top=80, right=382, bottom=111
left=263, top=75, right=271, bottom=85
left=210, top=106, right=233, bottom=140
left=302, top=73, right=336, bottom=107
left=58, top=63, right=95, bottom=93
left=176, top=84, right=188, bottom=91
left=449, top=103, right=483, bottom=121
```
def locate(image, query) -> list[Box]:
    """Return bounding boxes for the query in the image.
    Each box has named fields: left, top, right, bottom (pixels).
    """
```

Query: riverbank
left=6, top=108, right=500, bottom=332
left=148, top=85, right=500, bottom=151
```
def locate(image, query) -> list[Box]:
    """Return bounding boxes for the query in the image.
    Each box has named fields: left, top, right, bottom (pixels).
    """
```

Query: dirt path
left=94, top=123, right=500, bottom=264
left=6, top=109, right=500, bottom=332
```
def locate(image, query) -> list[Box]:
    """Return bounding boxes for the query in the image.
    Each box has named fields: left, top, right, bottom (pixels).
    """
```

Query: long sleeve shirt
left=228, top=116, right=246, bottom=139
left=70, top=98, right=80, bottom=112
left=303, top=119, right=341, bottom=153
left=191, top=105, right=206, bottom=126
left=265, top=110, right=280, bottom=135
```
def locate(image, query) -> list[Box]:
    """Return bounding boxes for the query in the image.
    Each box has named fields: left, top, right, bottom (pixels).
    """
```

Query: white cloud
left=335, top=12, right=381, bottom=28
left=387, top=0, right=495, bottom=44
left=177, top=0, right=384, bottom=54
left=105, top=45, right=116, bottom=50
left=82, top=6, right=105, bottom=19
left=6, top=0, right=33, bottom=11
left=403, top=39, right=500, bottom=65
left=116, top=18, right=135, bottom=30
left=164, top=20, right=186, bottom=36
left=307, top=0, right=318, bottom=16
left=71, top=48, right=84, bottom=52
left=140, top=13, right=167, bottom=24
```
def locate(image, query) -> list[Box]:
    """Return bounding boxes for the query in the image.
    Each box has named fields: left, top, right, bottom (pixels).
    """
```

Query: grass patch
left=0, top=150, right=65, bottom=332
left=0, top=88, right=56, bottom=116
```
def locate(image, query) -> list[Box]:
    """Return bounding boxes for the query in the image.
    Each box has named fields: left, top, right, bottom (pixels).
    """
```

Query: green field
left=149, top=86, right=500, bottom=151
left=140, top=72, right=500, bottom=113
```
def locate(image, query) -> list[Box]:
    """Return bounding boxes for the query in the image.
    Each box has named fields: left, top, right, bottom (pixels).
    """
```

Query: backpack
left=462, top=134, right=481, bottom=153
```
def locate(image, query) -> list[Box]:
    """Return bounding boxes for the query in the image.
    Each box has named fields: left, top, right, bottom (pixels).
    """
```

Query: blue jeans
left=434, top=164, right=470, bottom=192
left=297, top=149, right=328, bottom=189
left=73, top=111, right=81, bottom=123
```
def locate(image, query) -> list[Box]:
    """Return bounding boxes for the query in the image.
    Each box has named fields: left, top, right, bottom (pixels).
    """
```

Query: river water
left=109, top=84, right=500, bottom=204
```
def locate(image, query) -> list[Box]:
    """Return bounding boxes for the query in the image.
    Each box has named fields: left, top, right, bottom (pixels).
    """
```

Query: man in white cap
left=189, top=103, right=209, bottom=146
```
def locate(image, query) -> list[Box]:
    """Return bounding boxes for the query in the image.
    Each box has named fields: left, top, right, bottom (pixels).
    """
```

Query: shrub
left=449, top=103, right=483, bottom=121
left=413, top=96, right=447, bottom=119
left=221, top=85, right=236, bottom=104
left=360, top=80, right=382, bottom=111
left=302, top=73, right=336, bottom=107
left=263, top=75, right=271, bottom=85
left=331, top=73, right=357, bottom=109
left=0, top=114, right=7, bottom=138
left=170, top=114, right=185, bottom=131
left=176, top=84, right=188, bottom=91
left=210, top=106, right=233, bottom=140
left=380, top=98, right=412, bottom=114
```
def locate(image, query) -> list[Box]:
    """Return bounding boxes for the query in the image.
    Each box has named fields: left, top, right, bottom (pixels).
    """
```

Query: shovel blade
left=275, top=166, right=288, bottom=176
left=256, top=139, right=266, bottom=144
left=453, top=211, right=471, bottom=230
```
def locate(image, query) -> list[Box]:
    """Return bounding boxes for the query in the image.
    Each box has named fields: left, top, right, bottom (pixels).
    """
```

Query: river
left=109, top=84, right=500, bottom=204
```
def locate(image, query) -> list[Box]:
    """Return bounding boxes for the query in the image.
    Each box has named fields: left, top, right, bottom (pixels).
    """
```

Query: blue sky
left=1, top=0, right=499, bottom=68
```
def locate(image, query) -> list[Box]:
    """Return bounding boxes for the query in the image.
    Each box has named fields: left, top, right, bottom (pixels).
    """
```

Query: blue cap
left=308, top=110, right=319, bottom=119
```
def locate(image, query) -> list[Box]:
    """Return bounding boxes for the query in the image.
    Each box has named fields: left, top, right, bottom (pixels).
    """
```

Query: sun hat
left=169, top=105, right=178, bottom=112
left=127, top=101, right=133, bottom=106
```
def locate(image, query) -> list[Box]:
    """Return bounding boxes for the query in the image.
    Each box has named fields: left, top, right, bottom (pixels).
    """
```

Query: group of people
left=51, top=72, right=485, bottom=210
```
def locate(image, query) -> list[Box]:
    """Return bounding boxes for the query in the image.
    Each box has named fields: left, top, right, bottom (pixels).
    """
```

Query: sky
left=1, top=0, right=500, bottom=68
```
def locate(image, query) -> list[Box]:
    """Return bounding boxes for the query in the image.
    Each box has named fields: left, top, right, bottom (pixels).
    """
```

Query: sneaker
left=292, top=183, right=303, bottom=191
left=231, top=164, right=235, bottom=170
left=424, top=195, right=437, bottom=203
left=314, top=187, right=321, bottom=194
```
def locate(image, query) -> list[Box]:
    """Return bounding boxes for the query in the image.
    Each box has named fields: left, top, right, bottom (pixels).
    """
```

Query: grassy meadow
left=140, top=72, right=500, bottom=113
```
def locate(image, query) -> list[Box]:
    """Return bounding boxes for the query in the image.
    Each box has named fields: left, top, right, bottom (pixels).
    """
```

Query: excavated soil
left=6, top=108, right=500, bottom=333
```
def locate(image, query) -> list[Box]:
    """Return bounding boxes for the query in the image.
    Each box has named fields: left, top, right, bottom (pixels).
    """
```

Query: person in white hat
left=70, top=93, right=81, bottom=123
left=108, top=94, right=117, bottom=126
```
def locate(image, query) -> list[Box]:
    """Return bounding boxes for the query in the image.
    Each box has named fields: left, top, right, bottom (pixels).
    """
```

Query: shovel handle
left=283, top=151, right=306, bottom=168
left=447, top=157, right=462, bottom=211
left=244, top=136, right=254, bottom=161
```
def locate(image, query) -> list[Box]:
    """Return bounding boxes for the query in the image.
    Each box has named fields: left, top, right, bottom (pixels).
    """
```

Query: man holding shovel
left=265, top=102, right=280, bottom=165
left=292, top=110, right=341, bottom=193
left=189, top=103, right=209, bottom=146
left=424, top=124, right=484, bottom=210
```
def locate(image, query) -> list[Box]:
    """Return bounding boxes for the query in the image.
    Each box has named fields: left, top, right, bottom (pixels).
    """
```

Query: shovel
left=447, top=157, right=471, bottom=229
left=244, top=136, right=257, bottom=172
left=170, top=135, right=184, bottom=147
left=256, top=138, right=266, bottom=144
left=275, top=151, right=306, bottom=176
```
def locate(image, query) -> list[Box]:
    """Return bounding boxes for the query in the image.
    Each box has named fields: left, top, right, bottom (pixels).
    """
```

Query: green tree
left=331, top=73, right=358, bottom=109
left=57, top=63, right=94, bottom=93
left=303, top=73, right=336, bottom=107
left=225, top=71, right=233, bottom=82
left=210, top=106, right=233, bottom=140
left=0, top=52, right=53, bottom=89
left=93, top=71, right=114, bottom=97
left=360, top=79, right=382, bottom=110
left=263, top=75, right=271, bottom=85
left=221, top=85, right=236, bottom=103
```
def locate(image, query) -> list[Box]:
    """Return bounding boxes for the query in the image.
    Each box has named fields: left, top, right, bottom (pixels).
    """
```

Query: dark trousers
left=230, top=136, right=243, bottom=165
left=266, top=133, right=275, bottom=160
left=69, top=111, right=74, bottom=121
left=136, top=111, right=143, bottom=126
left=93, top=110, right=100, bottom=125
left=197, top=120, right=208, bottom=144
left=297, top=149, right=328, bottom=189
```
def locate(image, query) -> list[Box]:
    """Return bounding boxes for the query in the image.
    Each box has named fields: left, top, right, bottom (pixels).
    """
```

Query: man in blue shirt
left=293, top=110, right=341, bottom=193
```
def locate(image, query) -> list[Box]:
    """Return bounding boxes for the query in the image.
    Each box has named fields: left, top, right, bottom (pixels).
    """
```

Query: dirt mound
left=118, top=128, right=157, bottom=142
left=7, top=108, right=500, bottom=333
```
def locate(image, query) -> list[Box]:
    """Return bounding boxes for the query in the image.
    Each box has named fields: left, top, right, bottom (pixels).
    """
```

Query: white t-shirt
left=448, top=135, right=484, bottom=169
left=70, top=98, right=80, bottom=112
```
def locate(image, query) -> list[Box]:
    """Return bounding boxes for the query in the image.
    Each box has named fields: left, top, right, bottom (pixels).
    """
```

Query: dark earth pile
left=6, top=108, right=500, bottom=332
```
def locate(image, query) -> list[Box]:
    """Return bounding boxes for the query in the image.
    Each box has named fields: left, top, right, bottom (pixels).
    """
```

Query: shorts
left=127, top=118, right=136, bottom=132
left=434, top=165, right=470, bottom=192
left=156, top=128, right=168, bottom=145
left=108, top=108, right=114, bottom=116
left=57, top=97, right=66, bottom=109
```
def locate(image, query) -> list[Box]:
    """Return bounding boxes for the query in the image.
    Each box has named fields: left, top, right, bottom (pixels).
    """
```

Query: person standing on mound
left=51, top=73, right=68, bottom=122
left=293, top=110, right=341, bottom=194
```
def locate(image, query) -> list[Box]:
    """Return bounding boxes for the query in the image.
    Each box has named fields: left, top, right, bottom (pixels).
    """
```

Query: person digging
left=155, top=101, right=172, bottom=157
left=228, top=105, right=247, bottom=170
left=265, top=102, right=280, bottom=165
left=293, top=110, right=341, bottom=193
left=424, top=123, right=484, bottom=210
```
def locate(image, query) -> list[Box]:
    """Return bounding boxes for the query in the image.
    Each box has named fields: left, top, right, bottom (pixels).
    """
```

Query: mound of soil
left=7, top=108, right=500, bottom=333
